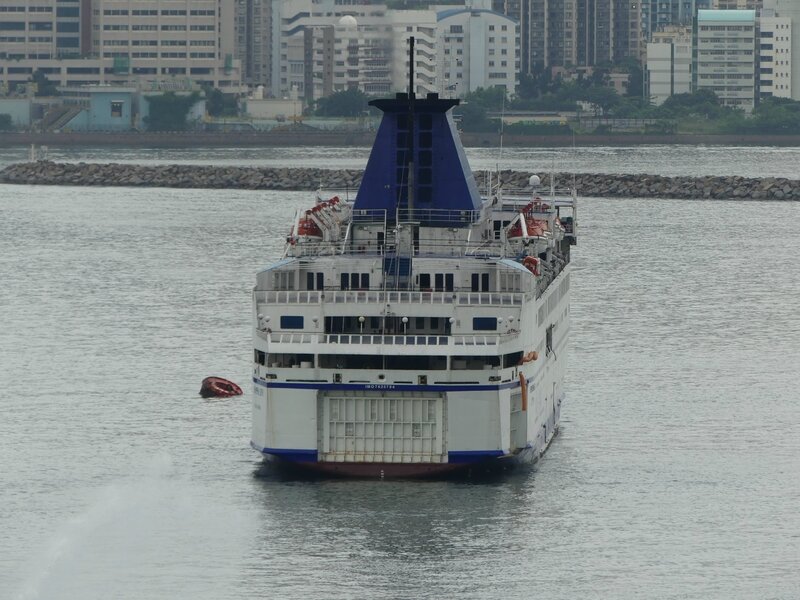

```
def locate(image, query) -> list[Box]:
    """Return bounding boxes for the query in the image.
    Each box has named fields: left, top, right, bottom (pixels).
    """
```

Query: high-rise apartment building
left=764, top=0, right=800, bottom=100
left=497, top=0, right=642, bottom=73
left=646, top=26, right=692, bottom=104
left=437, top=7, right=519, bottom=95
left=272, top=0, right=439, bottom=101
left=759, top=11, right=792, bottom=99
left=712, top=0, right=762, bottom=9
left=0, top=0, right=242, bottom=93
left=694, top=9, right=757, bottom=112
left=641, top=0, right=711, bottom=41
left=236, top=0, right=272, bottom=88
left=0, top=0, right=92, bottom=61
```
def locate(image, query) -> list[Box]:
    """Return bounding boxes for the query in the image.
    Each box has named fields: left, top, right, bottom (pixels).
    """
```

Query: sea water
left=1, top=147, right=798, bottom=599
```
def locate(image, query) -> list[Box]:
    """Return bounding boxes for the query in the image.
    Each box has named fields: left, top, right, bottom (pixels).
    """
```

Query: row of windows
left=1, top=6, right=53, bottom=12
left=101, top=24, right=215, bottom=31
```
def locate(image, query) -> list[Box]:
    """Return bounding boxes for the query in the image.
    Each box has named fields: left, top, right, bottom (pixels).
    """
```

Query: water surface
left=1, top=151, right=798, bottom=599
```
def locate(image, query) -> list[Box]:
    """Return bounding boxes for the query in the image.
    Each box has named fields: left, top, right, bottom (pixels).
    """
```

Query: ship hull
left=253, top=427, right=559, bottom=479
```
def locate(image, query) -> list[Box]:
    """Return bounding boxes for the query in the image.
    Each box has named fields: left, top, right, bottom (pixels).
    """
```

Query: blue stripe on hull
left=253, top=377, right=524, bottom=392
left=251, top=441, right=317, bottom=462
left=447, top=450, right=506, bottom=464
left=251, top=442, right=508, bottom=466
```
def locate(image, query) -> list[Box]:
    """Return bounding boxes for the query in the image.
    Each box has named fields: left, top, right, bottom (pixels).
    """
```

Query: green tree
left=659, top=89, right=724, bottom=119
left=751, top=97, right=800, bottom=134
left=144, top=92, right=200, bottom=131
left=578, top=85, right=621, bottom=115
left=315, top=88, right=371, bottom=117
left=453, top=101, right=498, bottom=133
left=462, top=86, right=507, bottom=111
left=30, top=70, right=58, bottom=97
left=205, top=87, right=239, bottom=117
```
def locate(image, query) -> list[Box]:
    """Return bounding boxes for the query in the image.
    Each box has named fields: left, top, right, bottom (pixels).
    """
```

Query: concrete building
left=0, top=0, right=92, bottom=60
left=236, top=0, right=272, bottom=89
left=92, top=0, right=241, bottom=91
left=0, top=0, right=242, bottom=93
left=759, top=10, right=792, bottom=100
left=641, top=0, right=711, bottom=42
left=494, top=0, right=642, bottom=74
left=694, top=9, right=757, bottom=112
left=271, top=0, right=438, bottom=102
left=646, top=26, right=693, bottom=104
left=55, top=84, right=205, bottom=130
left=712, top=0, right=762, bottom=9
left=764, top=0, right=800, bottom=100
left=437, top=7, right=519, bottom=96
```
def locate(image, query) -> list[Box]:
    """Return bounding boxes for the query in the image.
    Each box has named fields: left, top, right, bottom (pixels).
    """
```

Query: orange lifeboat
left=296, top=210, right=323, bottom=239
left=200, top=377, right=243, bottom=398
left=523, top=256, right=540, bottom=276
left=506, top=202, right=550, bottom=240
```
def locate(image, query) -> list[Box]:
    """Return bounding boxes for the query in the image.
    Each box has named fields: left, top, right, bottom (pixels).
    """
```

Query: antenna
left=408, top=36, right=415, bottom=98
left=407, top=36, right=415, bottom=214
left=496, top=90, right=505, bottom=188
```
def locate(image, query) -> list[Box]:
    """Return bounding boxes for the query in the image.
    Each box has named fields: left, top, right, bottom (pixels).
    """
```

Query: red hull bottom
left=264, top=456, right=522, bottom=479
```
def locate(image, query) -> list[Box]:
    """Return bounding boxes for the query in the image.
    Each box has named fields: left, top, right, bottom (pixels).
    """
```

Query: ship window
left=418, top=187, right=432, bottom=203
left=419, top=150, right=432, bottom=167
left=503, top=351, right=524, bottom=368
left=471, top=273, right=479, bottom=292
left=254, top=349, right=266, bottom=365
left=280, top=316, right=304, bottom=329
left=360, top=274, right=369, bottom=289
left=274, top=271, right=295, bottom=290
left=419, top=273, right=431, bottom=289
left=473, top=317, right=497, bottom=331
left=546, top=324, right=554, bottom=355
left=340, top=273, right=349, bottom=290
left=419, top=114, right=432, bottom=130
left=416, top=317, right=425, bottom=329
left=419, top=132, right=432, bottom=148
left=445, top=273, right=454, bottom=291
left=434, top=273, right=444, bottom=291
left=482, top=273, right=490, bottom=291
left=350, top=273, right=360, bottom=289
left=317, top=273, right=324, bottom=290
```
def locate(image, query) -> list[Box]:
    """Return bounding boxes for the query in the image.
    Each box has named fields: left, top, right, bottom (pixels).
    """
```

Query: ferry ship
left=251, top=69, right=577, bottom=478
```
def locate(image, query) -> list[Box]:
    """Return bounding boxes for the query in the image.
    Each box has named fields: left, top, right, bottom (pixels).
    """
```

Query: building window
left=111, top=101, right=124, bottom=118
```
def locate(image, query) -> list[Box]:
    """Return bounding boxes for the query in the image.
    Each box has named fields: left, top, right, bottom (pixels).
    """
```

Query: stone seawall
left=2, top=161, right=799, bottom=200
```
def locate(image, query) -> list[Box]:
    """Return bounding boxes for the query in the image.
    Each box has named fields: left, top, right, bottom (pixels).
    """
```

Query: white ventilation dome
left=529, top=175, right=542, bottom=188
left=338, top=15, right=358, bottom=28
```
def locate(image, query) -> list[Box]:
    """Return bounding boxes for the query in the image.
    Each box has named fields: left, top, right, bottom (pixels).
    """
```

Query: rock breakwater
left=1, top=161, right=799, bottom=200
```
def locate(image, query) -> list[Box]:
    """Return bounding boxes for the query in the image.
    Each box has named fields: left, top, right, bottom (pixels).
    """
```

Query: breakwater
left=2, top=161, right=799, bottom=200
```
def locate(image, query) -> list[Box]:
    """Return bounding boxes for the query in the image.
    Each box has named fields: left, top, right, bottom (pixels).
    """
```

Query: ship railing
left=254, top=290, right=525, bottom=306
left=349, top=207, right=482, bottom=226
left=491, top=187, right=576, bottom=202
left=257, top=331, right=518, bottom=347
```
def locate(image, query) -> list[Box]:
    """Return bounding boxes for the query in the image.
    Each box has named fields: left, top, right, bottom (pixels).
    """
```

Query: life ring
left=523, top=256, right=540, bottom=276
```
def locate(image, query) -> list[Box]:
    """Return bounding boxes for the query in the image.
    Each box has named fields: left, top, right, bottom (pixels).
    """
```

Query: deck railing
left=254, top=290, right=525, bottom=306
left=256, top=331, right=518, bottom=347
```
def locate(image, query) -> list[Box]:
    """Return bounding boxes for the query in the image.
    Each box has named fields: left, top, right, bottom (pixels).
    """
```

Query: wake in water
left=17, top=454, right=252, bottom=600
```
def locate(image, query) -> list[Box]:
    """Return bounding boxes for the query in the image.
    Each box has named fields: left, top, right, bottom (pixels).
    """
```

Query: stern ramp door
left=318, top=391, right=447, bottom=463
